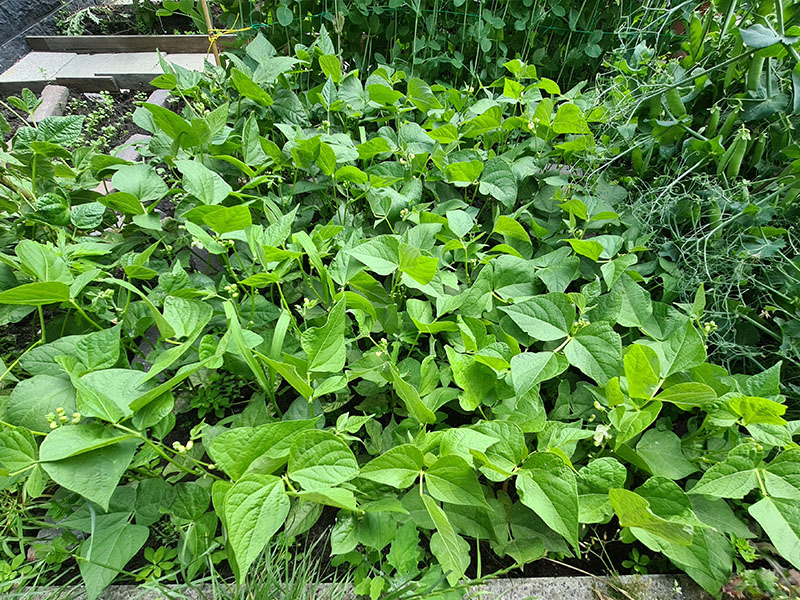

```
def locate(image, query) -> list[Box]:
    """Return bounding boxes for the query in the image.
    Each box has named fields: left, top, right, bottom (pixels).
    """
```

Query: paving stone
left=114, top=133, right=152, bottom=162
left=145, top=88, right=170, bottom=108
left=0, top=52, right=76, bottom=93
left=26, top=575, right=710, bottom=600
left=58, top=52, right=161, bottom=79
left=162, top=53, right=209, bottom=72
left=29, top=84, right=69, bottom=122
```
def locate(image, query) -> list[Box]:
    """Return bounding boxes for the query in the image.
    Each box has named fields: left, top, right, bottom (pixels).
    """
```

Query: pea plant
left=0, top=20, right=798, bottom=600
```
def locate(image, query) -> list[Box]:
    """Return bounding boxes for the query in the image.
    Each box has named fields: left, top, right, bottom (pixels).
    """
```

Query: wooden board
left=54, top=76, right=120, bottom=92
left=27, top=35, right=238, bottom=54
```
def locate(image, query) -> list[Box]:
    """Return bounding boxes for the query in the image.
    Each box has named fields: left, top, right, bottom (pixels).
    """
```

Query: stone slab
left=0, top=52, right=76, bottom=88
left=114, top=133, right=151, bottom=162
left=162, top=53, right=208, bottom=72
left=29, top=84, right=69, bottom=121
left=24, top=575, right=709, bottom=600
left=59, top=52, right=161, bottom=79
left=145, top=88, right=170, bottom=108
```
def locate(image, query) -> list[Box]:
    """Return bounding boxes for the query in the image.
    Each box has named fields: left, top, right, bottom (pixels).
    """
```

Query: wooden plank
left=54, top=76, right=120, bottom=92
left=26, top=35, right=238, bottom=54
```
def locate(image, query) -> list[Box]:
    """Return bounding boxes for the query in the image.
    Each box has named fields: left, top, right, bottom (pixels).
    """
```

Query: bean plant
left=0, top=6, right=798, bottom=599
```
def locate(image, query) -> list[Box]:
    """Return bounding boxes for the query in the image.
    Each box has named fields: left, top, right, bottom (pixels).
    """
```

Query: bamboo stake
left=199, top=0, right=222, bottom=67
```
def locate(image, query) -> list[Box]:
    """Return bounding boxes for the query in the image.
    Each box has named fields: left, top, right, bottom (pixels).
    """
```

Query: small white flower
left=593, top=424, right=611, bottom=446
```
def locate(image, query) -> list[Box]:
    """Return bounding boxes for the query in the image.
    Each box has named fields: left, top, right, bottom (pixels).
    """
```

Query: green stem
left=70, top=301, right=103, bottom=331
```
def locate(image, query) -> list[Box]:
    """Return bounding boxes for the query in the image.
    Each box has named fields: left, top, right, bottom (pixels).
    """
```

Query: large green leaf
left=636, top=430, right=697, bottom=480
left=609, top=488, right=693, bottom=545
left=425, top=455, right=490, bottom=509
left=516, top=453, right=579, bottom=550
left=224, top=474, right=289, bottom=580
left=0, top=282, right=70, bottom=305
left=41, top=438, right=138, bottom=510
left=564, top=322, right=622, bottom=385
left=207, top=420, right=318, bottom=480
left=689, top=443, right=762, bottom=499
left=288, top=430, right=359, bottom=490
left=301, top=298, right=346, bottom=373
left=749, top=497, right=800, bottom=569
left=176, top=159, right=232, bottom=205
left=479, top=157, right=517, bottom=208
left=4, top=374, right=76, bottom=433
left=78, top=519, right=149, bottom=600
left=361, top=444, right=424, bottom=488
left=500, top=293, right=575, bottom=341
left=421, top=494, right=470, bottom=586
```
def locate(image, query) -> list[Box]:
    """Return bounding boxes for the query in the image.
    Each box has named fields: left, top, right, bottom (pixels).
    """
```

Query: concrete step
left=0, top=51, right=209, bottom=93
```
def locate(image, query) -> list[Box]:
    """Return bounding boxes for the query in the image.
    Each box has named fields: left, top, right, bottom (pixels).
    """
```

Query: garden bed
left=0, top=2, right=799, bottom=600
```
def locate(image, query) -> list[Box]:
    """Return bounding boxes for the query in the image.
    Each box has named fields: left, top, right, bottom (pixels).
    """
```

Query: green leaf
left=356, top=137, right=391, bottom=159
left=111, top=164, right=168, bottom=203
left=38, top=115, right=83, bottom=145
left=301, top=298, right=346, bottom=373
left=407, top=78, right=442, bottom=112
left=224, top=474, right=289, bottom=580
left=260, top=356, right=314, bottom=400
left=748, top=497, right=800, bottom=569
left=318, top=54, right=341, bottom=82
left=728, top=395, right=787, bottom=426
left=15, top=240, right=73, bottom=284
left=565, top=239, right=604, bottom=261
left=444, top=160, right=483, bottom=186
left=689, top=443, right=762, bottom=499
left=421, top=494, right=470, bottom=585
left=0, top=282, right=70, bottom=305
left=99, top=192, right=145, bottom=216
left=398, top=243, right=438, bottom=285
left=388, top=363, right=437, bottom=423
left=552, top=103, right=590, bottom=134
left=0, top=429, right=37, bottom=472
left=564, top=322, right=622, bottom=385
left=387, top=521, right=422, bottom=574
left=636, top=430, right=698, bottom=480
left=426, top=455, right=490, bottom=509
left=578, top=457, right=627, bottom=523
left=348, top=235, right=398, bottom=275
left=288, top=430, right=359, bottom=490
left=276, top=5, right=293, bottom=26
left=479, top=157, right=517, bottom=208
left=203, top=205, right=252, bottom=234
left=609, top=488, right=693, bottom=545
left=361, top=444, right=424, bottom=488
left=39, top=424, right=135, bottom=460
left=739, top=24, right=791, bottom=49
left=207, top=419, right=318, bottom=480
left=4, top=374, right=76, bottom=432
left=231, top=68, right=274, bottom=106
left=510, top=352, right=566, bottom=396
left=655, top=383, right=717, bottom=408
left=176, top=159, right=232, bottom=205
left=516, top=453, right=579, bottom=550
left=141, top=103, right=197, bottom=147
left=78, top=519, right=149, bottom=600
left=624, top=344, right=661, bottom=400
left=500, top=293, right=575, bottom=341
left=641, top=320, right=706, bottom=378
left=41, top=437, right=138, bottom=510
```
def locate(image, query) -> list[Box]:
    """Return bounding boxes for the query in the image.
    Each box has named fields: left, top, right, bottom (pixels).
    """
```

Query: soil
left=64, top=89, right=148, bottom=151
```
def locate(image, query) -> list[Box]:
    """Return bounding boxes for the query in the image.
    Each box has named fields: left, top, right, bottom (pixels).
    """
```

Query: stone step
left=0, top=50, right=209, bottom=93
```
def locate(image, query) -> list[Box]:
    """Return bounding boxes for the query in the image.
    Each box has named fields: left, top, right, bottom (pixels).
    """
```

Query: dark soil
left=64, top=89, right=149, bottom=151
